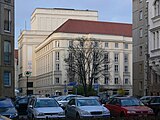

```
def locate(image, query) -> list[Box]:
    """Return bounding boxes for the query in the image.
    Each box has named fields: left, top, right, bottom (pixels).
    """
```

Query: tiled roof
left=54, top=19, right=132, bottom=37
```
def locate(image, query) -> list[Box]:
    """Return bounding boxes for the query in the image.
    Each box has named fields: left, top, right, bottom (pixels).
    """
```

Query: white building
left=18, top=8, right=132, bottom=96
left=148, top=0, right=160, bottom=95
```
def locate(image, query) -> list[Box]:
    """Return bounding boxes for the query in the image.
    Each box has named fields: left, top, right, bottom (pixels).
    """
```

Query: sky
left=15, top=0, right=132, bottom=48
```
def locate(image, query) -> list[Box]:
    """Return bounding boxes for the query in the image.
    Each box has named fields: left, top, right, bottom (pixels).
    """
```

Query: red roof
left=54, top=19, right=132, bottom=37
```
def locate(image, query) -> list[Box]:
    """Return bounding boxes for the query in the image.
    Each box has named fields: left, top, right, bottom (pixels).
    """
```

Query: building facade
left=132, top=0, right=149, bottom=97
left=148, top=0, right=160, bottom=95
left=0, top=0, right=14, bottom=97
left=18, top=8, right=98, bottom=95
left=34, top=19, right=133, bottom=96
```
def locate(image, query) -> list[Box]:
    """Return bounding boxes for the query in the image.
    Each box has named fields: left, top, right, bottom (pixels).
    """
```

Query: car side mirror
left=15, top=104, right=19, bottom=108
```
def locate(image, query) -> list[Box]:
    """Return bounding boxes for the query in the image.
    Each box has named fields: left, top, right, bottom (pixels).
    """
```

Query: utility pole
left=25, top=71, right=31, bottom=96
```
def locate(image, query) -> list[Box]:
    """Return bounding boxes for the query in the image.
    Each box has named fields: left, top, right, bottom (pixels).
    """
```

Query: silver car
left=27, top=97, right=65, bottom=119
left=65, top=97, right=110, bottom=119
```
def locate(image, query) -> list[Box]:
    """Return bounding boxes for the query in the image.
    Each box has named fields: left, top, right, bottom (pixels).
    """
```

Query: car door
left=148, top=97, right=160, bottom=115
left=27, top=98, right=35, bottom=118
left=66, top=99, right=76, bottom=118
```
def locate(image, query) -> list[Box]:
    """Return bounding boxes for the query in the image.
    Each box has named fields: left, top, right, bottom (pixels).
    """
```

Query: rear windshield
left=121, top=98, right=144, bottom=106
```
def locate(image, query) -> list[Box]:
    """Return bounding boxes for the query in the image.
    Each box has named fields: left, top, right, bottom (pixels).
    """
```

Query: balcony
left=54, top=71, right=62, bottom=75
left=123, top=72, right=130, bottom=76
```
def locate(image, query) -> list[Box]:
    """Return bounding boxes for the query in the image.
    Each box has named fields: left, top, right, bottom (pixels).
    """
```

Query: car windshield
left=35, top=99, right=59, bottom=108
left=121, top=98, right=144, bottom=106
left=77, top=99, right=100, bottom=106
left=0, top=98, right=14, bottom=108
left=55, top=96, right=66, bottom=101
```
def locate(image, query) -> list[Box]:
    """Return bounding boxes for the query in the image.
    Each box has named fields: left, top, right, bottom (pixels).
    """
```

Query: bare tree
left=64, top=37, right=110, bottom=96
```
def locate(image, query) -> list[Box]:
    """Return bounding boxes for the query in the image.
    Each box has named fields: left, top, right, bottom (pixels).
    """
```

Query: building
left=18, top=8, right=98, bottom=95
left=132, top=0, right=149, bottom=97
left=35, top=19, right=133, bottom=95
left=0, top=0, right=14, bottom=97
left=147, top=0, right=160, bottom=95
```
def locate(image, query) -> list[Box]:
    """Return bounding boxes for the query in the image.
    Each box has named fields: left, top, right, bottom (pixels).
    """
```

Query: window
left=55, top=52, right=59, bottom=61
left=4, top=9, right=11, bottom=32
left=27, top=82, right=33, bottom=87
left=124, top=54, right=128, bottom=63
left=139, top=46, right=143, bottom=56
left=105, top=42, right=108, bottom=47
left=114, top=65, right=118, bottom=72
left=104, top=64, right=109, bottom=71
left=55, top=64, right=60, bottom=71
left=115, top=43, right=119, bottom=48
left=139, top=28, right=143, bottom=38
left=4, top=0, right=11, bottom=3
left=104, top=77, right=109, bottom=84
left=4, top=41, right=11, bottom=64
left=124, top=78, right=129, bottom=84
left=55, top=78, right=59, bottom=84
left=139, top=10, right=143, bottom=20
left=3, top=71, right=11, bottom=86
left=94, top=79, right=98, bottom=84
left=139, top=64, right=143, bottom=72
left=157, top=31, right=159, bottom=48
left=55, top=41, right=60, bottom=47
left=114, top=53, right=119, bottom=62
left=153, top=32, right=156, bottom=49
left=69, top=41, right=73, bottom=47
left=124, top=66, right=128, bottom=72
left=94, top=41, right=98, bottom=47
left=114, top=77, right=119, bottom=84
left=104, top=53, right=109, bottom=62
left=124, top=43, right=128, bottom=49
left=154, top=0, right=160, bottom=16
left=139, top=81, right=143, bottom=90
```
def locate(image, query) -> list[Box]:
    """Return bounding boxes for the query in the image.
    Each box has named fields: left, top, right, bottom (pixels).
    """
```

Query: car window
left=77, top=99, right=100, bottom=106
left=150, top=97, right=160, bottom=103
left=109, top=98, right=117, bottom=105
left=18, top=98, right=28, bottom=104
left=68, top=99, right=75, bottom=105
left=121, top=98, right=144, bottom=106
left=35, top=99, right=59, bottom=107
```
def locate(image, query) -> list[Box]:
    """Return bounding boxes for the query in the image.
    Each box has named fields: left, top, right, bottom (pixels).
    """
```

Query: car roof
left=75, top=97, right=97, bottom=100
left=113, top=96, right=137, bottom=99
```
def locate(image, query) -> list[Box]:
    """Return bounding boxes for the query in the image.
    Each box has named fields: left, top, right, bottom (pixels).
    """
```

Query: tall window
left=154, top=0, right=160, bottom=16
left=115, top=65, right=119, bottom=73
left=55, top=63, right=60, bottom=71
left=139, top=46, right=142, bottom=56
left=4, top=41, right=11, bottom=64
left=115, top=43, right=119, bottom=48
left=153, top=32, right=156, bottom=49
left=4, top=9, right=11, bottom=32
left=104, top=77, right=109, bottom=84
left=114, top=53, right=119, bottom=62
left=3, top=71, right=11, bottom=86
left=114, top=77, right=119, bottom=84
left=55, top=78, right=59, bottom=84
left=69, top=41, right=73, bottom=47
left=104, top=53, right=109, bottom=62
left=124, top=78, right=129, bottom=84
left=124, top=66, right=128, bottom=72
left=139, top=28, right=143, bottom=38
left=94, top=41, right=99, bottom=47
left=55, top=41, right=60, bottom=47
left=157, top=31, right=159, bottom=48
left=104, top=64, right=109, bottom=71
left=124, top=43, right=128, bottom=49
left=105, top=42, right=108, bottom=47
left=55, top=52, right=59, bottom=61
left=139, top=10, right=143, bottom=20
left=124, top=54, right=128, bottom=63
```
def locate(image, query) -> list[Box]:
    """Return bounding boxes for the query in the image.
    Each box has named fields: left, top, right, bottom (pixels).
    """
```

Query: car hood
left=0, top=107, right=17, bottom=115
left=78, top=106, right=109, bottom=112
left=34, top=107, right=63, bottom=113
left=122, top=106, right=152, bottom=111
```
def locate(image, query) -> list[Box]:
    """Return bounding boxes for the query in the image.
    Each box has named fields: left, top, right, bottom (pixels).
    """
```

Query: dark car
left=0, top=98, right=18, bottom=120
left=14, top=96, right=29, bottom=115
left=105, top=97, right=154, bottom=119
left=140, top=96, right=155, bottom=105
left=145, top=96, right=160, bottom=116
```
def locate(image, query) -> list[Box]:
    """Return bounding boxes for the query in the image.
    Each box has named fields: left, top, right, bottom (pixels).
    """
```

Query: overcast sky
left=15, top=0, right=132, bottom=48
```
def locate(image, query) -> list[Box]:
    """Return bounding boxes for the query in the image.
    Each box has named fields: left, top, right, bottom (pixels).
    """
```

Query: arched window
left=154, top=0, right=160, bottom=16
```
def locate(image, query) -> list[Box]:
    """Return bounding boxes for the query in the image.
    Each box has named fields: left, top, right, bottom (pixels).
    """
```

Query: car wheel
left=120, top=112, right=126, bottom=120
left=76, top=113, right=80, bottom=119
left=157, top=110, right=160, bottom=116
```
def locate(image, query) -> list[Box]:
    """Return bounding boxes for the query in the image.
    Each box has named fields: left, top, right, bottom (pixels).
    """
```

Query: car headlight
left=79, top=110, right=90, bottom=115
left=127, top=110, right=136, bottom=114
left=58, top=112, right=65, bottom=115
left=37, top=112, right=45, bottom=116
left=10, top=112, right=18, bottom=118
left=148, top=109, right=154, bottom=114
left=102, top=110, right=110, bottom=114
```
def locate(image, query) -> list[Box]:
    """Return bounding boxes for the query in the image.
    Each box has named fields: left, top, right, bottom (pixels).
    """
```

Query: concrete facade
left=0, top=0, right=14, bottom=97
left=132, top=0, right=149, bottom=97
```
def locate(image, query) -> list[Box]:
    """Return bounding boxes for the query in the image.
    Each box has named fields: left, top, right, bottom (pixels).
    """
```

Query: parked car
left=14, top=96, right=29, bottom=115
left=0, top=115, right=11, bottom=120
left=0, top=98, right=18, bottom=120
left=27, top=97, right=65, bottom=119
left=140, top=96, right=155, bottom=105
left=145, top=96, right=160, bottom=116
left=65, top=97, right=110, bottom=119
left=55, top=94, right=82, bottom=108
left=105, top=97, right=154, bottom=119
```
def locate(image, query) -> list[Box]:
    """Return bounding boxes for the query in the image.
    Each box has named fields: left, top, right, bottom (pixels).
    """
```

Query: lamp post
left=25, top=71, right=31, bottom=96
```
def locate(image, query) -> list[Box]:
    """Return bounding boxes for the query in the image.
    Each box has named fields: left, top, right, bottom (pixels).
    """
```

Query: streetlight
left=24, top=71, right=31, bottom=96
left=64, top=80, right=67, bottom=95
